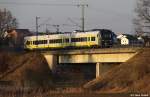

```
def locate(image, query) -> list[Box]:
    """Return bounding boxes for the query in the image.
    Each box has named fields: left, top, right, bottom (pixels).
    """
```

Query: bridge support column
left=96, top=62, right=102, bottom=78
left=43, top=54, right=58, bottom=72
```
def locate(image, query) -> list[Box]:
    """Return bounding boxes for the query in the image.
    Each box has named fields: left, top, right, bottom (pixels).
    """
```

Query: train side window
left=49, top=39, right=62, bottom=43
left=37, top=40, right=42, bottom=44
left=55, top=39, right=62, bottom=43
left=71, top=37, right=87, bottom=42
left=64, top=38, right=69, bottom=43
left=38, top=41, right=41, bottom=44
left=71, top=38, right=77, bottom=42
left=91, top=37, right=95, bottom=41
left=43, top=40, right=47, bottom=44
left=81, top=37, right=87, bottom=42
left=49, top=40, right=54, bottom=44
left=32, top=40, right=47, bottom=45
left=34, top=41, right=38, bottom=45
left=88, top=37, right=90, bottom=41
left=33, top=41, right=37, bottom=45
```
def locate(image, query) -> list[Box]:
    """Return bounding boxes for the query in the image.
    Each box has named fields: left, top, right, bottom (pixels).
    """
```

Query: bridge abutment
left=96, top=63, right=120, bottom=78
left=43, top=54, right=58, bottom=72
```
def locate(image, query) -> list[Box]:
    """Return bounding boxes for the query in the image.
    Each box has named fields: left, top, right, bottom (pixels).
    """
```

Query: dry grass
left=84, top=48, right=150, bottom=93
left=0, top=51, right=53, bottom=87
left=0, top=48, right=150, bottom=95
left=0, top=86, right=133, bottom=97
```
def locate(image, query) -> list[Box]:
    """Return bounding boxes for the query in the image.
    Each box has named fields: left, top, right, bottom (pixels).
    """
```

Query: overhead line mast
left=0, top=1, right=88, bottom=32
left=36, top=16, right=40, bottom=35
left=77, top=4, right=88, bottom=32
left=36, top=16, right=40, bottom=46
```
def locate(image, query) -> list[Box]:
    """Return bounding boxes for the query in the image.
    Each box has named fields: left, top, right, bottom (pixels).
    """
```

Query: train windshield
left=101, top=30, right=112, bottom=39
left=26, top=41, right=30, bottom=45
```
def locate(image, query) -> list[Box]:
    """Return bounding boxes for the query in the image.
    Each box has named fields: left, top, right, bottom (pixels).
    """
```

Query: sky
left=0, top=0, right=137, bottom=33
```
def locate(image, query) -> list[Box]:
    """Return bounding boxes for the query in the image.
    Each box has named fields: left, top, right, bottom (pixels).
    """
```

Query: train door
left=97, top=32, right=102, bottom=47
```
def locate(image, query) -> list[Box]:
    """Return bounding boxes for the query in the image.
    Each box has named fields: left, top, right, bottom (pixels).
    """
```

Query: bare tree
left=0, top=8, right=18, bottom=37
left=134, top=0, right=150, bottom=35
left=0, top=8, right=18, bottom=48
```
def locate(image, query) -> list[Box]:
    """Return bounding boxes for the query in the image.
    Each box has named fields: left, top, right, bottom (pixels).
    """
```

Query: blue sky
left=0, top=0, right=137, bottom=33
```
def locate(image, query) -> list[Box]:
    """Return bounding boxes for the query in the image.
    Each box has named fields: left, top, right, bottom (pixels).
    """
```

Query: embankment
left=84, top=48, right=150, bottom=93
left=0, top=51, right=53, bottom=87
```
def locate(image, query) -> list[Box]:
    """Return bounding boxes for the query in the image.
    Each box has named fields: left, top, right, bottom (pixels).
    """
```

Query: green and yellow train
left=24, top=29, right=115, bottom=50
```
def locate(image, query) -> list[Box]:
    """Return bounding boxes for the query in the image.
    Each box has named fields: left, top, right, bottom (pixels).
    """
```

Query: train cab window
left=104, top=34, right=111, bottom=38
left=26, top=41, right=30, bottom=45
left=91, top=37, right=95, bottom=41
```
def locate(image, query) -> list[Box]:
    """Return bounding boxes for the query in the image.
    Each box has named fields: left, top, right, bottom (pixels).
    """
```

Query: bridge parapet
left=42, top=47, right=141, bottom=55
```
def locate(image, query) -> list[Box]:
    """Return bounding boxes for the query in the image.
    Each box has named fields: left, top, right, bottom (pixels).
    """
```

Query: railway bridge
left=42, top=47, right=141, bottom=78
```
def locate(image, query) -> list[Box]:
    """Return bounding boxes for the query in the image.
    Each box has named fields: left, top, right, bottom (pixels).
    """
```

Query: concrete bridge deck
left=42, top=47, right=141, bottom=54
left=42, top=47, right=141, bottom=63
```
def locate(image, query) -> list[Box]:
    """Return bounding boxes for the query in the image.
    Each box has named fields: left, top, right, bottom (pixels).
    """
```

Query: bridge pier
left=96, top=63, right=102, bottom=78
left=96, top=63, right=121, bottom=78
left=43, top=54, right=58, bottom=72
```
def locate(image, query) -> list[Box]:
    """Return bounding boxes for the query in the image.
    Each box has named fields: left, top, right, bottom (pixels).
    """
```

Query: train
left=24, top=29, right=116, bottom=50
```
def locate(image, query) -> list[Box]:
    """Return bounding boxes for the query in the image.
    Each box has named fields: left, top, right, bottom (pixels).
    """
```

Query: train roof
left=24, top=33, right=69, bottom=40
left=24, top=31, right=100, bottom=40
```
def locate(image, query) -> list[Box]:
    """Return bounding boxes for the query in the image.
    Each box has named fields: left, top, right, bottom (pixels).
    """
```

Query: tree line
left=0, top=8, right=18, bottom=48
left=134, top=0, right=150, bottom=35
